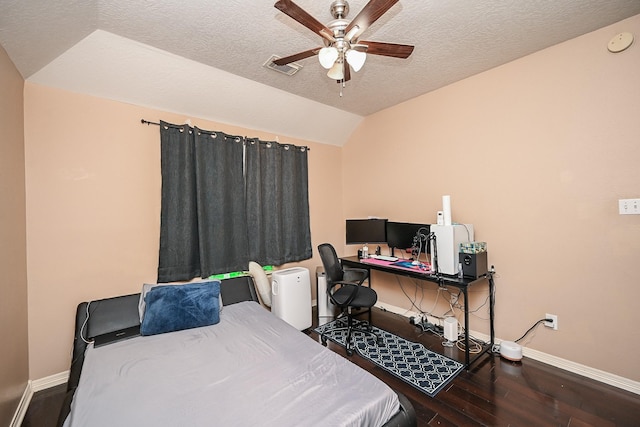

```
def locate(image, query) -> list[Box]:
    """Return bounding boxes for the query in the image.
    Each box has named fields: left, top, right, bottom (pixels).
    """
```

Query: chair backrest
left=318, top=243, right=344, bottom=283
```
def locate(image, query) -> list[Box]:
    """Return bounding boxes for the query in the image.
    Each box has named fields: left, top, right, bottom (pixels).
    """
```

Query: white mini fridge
left=271, top=267, right=312, bottom=330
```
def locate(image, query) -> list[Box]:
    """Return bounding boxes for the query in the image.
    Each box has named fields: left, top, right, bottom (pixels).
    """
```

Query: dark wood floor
left=24, top=307, right=640, bottom=427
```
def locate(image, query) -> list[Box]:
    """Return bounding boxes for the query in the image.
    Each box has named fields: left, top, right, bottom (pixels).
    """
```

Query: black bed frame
left=57, top=276, right=416, bottom=427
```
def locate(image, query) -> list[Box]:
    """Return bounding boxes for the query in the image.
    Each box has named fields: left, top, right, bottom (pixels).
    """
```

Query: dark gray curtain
left=194, top=128, right=248, bottom=276
left=245, top=139, right=312, bottom=265
left=157, top=122, right=248, bottom=282
left=158, top=122, right=199, bottom=282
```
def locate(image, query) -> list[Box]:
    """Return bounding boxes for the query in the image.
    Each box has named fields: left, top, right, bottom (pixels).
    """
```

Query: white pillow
left=249, top=262, right=271, bottom=308
left=138, top=281, right=223, bottom=322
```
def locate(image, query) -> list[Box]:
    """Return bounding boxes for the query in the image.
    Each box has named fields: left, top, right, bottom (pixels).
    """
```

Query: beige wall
left=23, top=83, right=342, bottom=379
left=0, top=45, right=29, bottom=424
left=341, top=15, right=640, bottom=380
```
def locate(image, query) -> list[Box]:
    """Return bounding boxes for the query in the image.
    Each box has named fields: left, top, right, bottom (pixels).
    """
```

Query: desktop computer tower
left=430, top=224, right=474, bottom=275
left=271, top=267, right=312, bottom=330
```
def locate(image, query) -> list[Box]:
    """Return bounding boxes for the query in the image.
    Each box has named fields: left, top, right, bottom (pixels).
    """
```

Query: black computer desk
left=340, top=256, right=495, bottom=369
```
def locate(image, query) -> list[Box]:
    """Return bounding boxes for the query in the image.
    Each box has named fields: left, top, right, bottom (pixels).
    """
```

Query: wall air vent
left=264, top=55, right=302, bottom=76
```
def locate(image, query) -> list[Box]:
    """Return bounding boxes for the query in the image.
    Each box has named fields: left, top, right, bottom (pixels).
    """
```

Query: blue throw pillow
left=140, top=281, right=221, bottom=336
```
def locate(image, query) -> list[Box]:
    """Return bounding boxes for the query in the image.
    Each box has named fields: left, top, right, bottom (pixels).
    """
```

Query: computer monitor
left=345, top=219, right=388, bottom=244
left=385, top=222, right=430, bottom=255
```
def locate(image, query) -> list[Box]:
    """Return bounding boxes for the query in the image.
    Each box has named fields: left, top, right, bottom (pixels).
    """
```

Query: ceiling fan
left=273, top=0, right=414, bottom=85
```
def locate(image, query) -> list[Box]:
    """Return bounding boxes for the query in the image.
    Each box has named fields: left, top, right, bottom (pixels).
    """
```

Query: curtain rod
left=140, top=119, right=310, bottom=151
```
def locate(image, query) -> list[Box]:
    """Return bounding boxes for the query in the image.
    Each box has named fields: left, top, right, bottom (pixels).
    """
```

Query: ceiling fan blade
left=274, top=0, right=335, bottom=42
left=272, top=48, right=320, bottom=66
left=344, top=0, right=399, bottom=41
left=358, top=40, right=414, bottom=58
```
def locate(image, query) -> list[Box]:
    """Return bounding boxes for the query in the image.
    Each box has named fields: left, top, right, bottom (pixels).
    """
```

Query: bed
left=57, top=276, right=416, bottom=427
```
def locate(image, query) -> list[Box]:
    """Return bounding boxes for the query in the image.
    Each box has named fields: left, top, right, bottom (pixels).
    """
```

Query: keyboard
left=370, top=255, right=398, bottom=262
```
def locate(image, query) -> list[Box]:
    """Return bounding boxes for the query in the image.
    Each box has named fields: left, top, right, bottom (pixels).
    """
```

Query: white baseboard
left=375, top=301, right=640, bottom=395
left=10, top=371, right=70, bottom=427
left=32, top=370, right=69, bottom=392
left=9, top=381, right=32, bottom=427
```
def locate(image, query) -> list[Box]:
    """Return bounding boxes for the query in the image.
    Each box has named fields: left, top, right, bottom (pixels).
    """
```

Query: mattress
left=63, top=301, right=399, bottom=427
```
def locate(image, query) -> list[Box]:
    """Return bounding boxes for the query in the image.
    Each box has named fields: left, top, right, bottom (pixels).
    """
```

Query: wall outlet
left=544, top=313, right=558, bottom=330
left=619, top=198, right=640, bottom=215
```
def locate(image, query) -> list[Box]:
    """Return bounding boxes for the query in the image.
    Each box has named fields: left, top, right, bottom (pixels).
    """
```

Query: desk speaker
left=459, top=252, right=488, bottom=279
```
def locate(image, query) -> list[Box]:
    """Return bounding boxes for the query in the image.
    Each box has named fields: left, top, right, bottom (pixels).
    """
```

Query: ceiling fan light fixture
left=327, top=60, right=344, bottom=80
left=345, top=25, right=360, bottom=41
left=345, top=49, right=366, bottom=72
left=318, top=46, right=339, bottom=69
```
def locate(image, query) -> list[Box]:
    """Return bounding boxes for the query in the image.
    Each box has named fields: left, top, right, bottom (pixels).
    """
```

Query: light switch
left=619, top=199, right=640, bottom=215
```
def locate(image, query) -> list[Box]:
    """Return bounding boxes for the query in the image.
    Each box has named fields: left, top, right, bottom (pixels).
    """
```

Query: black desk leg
left=463, top=287, right=470, bottom=368
left=366, top=267, right=373, bottom=324
left=489, top=274, right=495, bottom=351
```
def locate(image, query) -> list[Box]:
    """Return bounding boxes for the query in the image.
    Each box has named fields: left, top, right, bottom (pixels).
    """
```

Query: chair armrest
left=328, top=280, right=361, bottom=305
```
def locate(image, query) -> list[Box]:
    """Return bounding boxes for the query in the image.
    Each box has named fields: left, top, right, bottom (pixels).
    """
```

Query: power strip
left=409, top=315, right=443, bottom=334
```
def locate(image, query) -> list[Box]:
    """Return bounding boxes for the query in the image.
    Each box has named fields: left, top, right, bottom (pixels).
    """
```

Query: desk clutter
left=347, top=195, right=490, bottom=279
left=361, top=257, right=431, bottom=273
left=348, top=227, right=487, bottom=279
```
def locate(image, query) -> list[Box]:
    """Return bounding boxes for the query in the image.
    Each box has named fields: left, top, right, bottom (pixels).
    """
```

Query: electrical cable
left=80, top=302, right=94, bottom=344
left=411, top=227, right=430, bottom=260
left=418, top=283, right=442, bottom=321
left=514, top=318, right=550, bottom=343
left=396, top=260, right=497, bottom=353
left=455, top=333, right=483, bottom=354
left=452, top=223, right=472, bottom=242
left=396, top=275, right=423, bottom=314
left=468, top=292, right=492, bottom=321
left=399, top=275, right=444, bottom=323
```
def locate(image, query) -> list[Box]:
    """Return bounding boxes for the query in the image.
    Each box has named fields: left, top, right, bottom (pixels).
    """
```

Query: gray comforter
left=64, top=301, right=399, bottom=427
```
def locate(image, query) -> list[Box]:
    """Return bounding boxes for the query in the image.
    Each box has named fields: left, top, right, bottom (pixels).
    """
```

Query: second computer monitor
left=385, top=222, right=430, bottom=254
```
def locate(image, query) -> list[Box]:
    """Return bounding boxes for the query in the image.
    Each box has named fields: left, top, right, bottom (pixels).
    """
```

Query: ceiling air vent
left=264, top=55, right=302, bottom=76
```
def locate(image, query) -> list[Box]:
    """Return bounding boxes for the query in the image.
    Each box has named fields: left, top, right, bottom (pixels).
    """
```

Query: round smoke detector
left=608, top=32, right=634, bottom=53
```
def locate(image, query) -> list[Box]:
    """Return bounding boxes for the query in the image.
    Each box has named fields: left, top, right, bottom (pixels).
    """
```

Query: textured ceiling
left=1, top=0, right=639, bottom=145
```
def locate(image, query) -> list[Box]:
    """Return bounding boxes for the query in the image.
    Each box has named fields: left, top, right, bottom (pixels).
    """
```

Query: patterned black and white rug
left=314, top=319, right=464, bottom=397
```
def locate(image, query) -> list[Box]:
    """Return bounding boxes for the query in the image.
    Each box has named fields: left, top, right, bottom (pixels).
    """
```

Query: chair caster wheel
left=346, top=349, right=354, bottom=356
left=321, top=337, right=327, bottom=346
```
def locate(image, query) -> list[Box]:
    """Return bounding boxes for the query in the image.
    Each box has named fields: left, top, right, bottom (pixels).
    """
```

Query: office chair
left=317, top=243, right=380, bottom=356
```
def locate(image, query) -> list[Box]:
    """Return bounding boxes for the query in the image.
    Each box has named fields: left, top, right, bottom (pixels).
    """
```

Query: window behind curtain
left=157, top=123, right=311, bottom=283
